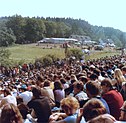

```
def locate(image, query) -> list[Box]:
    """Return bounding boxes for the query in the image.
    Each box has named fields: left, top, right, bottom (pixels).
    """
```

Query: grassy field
left=6, top=44, right=121, bottom=63
left=7, top=44, right=65, bottom=63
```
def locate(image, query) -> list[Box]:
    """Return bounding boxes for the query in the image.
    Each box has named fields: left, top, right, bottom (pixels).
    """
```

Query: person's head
left=114, top=68, right=126, bottom=83
left=82, top=98, right=106, bottom=122
left=32, top=86, right=41, bottom=99
left=54, top=80, right=63, bottom=90
left=18, top=103, right=30, bottom=119
left=121, top=66, right=126, bottom=75
left=73, top=81, right=84, bottom=95
left=89, top=73, right=98, bottom=81
left=101, top=78, right=113, bottom=94
left=60, top=78, right=66, bottom=84
left=119, top=101, right=126, bottom=121
left=43, top=80, right=50, bottom=87
left=86, top=81, right=100, bottom=98
left=19, top=84, right=27, bottom=92
left=87, top=114, right=116, bottom=123
left=3, top=88, right=11, bottom=97
left=79, top=76, right=88, bottom=84
left=60, top=96, right=79, bottom=116
left=114, top=68, right=123, bottom=77
left=0, top=103, right=23, bottom=123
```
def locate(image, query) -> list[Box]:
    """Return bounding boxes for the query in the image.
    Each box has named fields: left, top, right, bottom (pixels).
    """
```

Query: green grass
left=7, top=44, right=65, bottom=63
left=88, top=50, right=121, bottom=60
left=6, top=44, right=121, bottom=63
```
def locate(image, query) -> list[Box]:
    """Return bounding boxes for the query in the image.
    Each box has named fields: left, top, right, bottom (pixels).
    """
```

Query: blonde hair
left=60, top=96, right=79, bottom=111
left=114, top=68, right=126, bottom=84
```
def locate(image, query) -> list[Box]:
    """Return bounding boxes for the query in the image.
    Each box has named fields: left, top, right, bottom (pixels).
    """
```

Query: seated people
left=101, top=78, right=124, bottom=120
left=49, top=96, right=85, bottom=123
left=77, top=98, right=107, bottom=123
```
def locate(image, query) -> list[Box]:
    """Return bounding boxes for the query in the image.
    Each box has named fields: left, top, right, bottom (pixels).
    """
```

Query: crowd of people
left=0, top=55, right=126, bottom=122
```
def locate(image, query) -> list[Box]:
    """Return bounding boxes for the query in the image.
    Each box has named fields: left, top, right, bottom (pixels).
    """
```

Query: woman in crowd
left=113, top=68, right=126, bottom=100
left=49, top=96, right=82, bottom=123
left=53, top=80, right=65, bottom=107
left=0, top=103, right=23, bottom=123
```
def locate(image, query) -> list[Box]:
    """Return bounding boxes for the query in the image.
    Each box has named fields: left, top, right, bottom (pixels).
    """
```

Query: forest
left=0, top=15, right=126, bottom=48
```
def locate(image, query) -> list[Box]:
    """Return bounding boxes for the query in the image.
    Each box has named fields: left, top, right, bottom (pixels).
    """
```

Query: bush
left=66, top=48, right=83, bottom=60
left=35, top=54, right=60, bottom=67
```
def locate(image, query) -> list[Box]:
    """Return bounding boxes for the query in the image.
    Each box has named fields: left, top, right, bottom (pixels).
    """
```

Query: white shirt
left=19, top=91, right=33, bottom=105
left=4, top=95, right=17, bottom=106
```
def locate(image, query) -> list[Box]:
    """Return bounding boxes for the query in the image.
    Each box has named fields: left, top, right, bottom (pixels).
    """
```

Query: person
left=41, top=80, right=55, bottom=108
left=53, top=81, right=65, bottom=107
left=17, top=103, right=34, bottom=123
left=77, top=98, right=107, bottom=123
left=113, top=68, right=126, bottom=100
left=0, top=88, right=17, bottom=108
left=121, top=66, right=126, bottom=78
left=18, top=84, right=33, bottom=105
left=49, top=96, right=83, bottom=123
left=84, top=81, right=110, bottom=113
left=87, top=114, right=116, bottom=123
left=27, top=86, right=51, bottom=123
left=73, top=81, right=88, bottom=102
left=119, top=101, right=126, bottom=121
left=0, top=103, right=23, bottom=123
left=101, top=78, right=124, bottom=120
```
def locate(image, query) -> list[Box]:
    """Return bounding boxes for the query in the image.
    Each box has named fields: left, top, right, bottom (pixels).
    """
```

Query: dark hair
left=101, top=78, right=113, bottom=89
left=73, top=81, right=84, bottom=91
left=89, top=73, right=98, bottom=81
left=43, top=80, right=50, bottom=87
left=32, top=86, right=42, bottom=98
left=18, top=103, right=30, bottom=119
left=4, top=88, right=11, bottom=95
left=54, top=81, right=63, bottom=90
left=60, top=78, right=66, bottom=84
left=86, top=82, right=100, bottom=96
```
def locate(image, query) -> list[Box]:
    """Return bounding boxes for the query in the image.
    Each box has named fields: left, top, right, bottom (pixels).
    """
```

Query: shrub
left=66, top=48, right=83, bottom=60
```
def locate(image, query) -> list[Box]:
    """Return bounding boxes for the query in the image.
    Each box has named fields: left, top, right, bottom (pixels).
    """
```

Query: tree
left=6, top=15, right=25, bottom=44
left=44, top=21, right=57, bottom=37
left=24, top=18, right=46, bottom=43
left=0, top=48, right=11, bottom=66
left=0, top=27, right=16, bottom=46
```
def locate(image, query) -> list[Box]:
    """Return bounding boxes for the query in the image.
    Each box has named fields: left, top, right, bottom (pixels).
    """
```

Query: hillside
left=0, top=15, right=126, bottom=47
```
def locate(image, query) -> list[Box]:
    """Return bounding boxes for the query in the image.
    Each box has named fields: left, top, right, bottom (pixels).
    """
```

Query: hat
left=20, top=84, right=27, bottom=90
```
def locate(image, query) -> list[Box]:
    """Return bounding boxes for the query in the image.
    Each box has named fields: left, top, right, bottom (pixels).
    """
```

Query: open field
left=6, top=43, right=121, bottom=63
left=7, top=44, right=65, bottom=63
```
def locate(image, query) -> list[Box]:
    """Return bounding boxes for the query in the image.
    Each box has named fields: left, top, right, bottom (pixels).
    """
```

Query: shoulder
left=64, top=113, right=77, bottom=123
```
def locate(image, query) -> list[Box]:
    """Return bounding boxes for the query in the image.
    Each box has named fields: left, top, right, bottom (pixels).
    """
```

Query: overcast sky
left=0, top=0, right=126, bottom=32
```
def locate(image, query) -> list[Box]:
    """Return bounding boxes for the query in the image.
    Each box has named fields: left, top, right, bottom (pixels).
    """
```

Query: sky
left=0, top=0, right=126, bottom=32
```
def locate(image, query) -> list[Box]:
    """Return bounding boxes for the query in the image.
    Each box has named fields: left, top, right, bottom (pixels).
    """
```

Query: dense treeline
left=0, top=15, right=126, bottom=47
